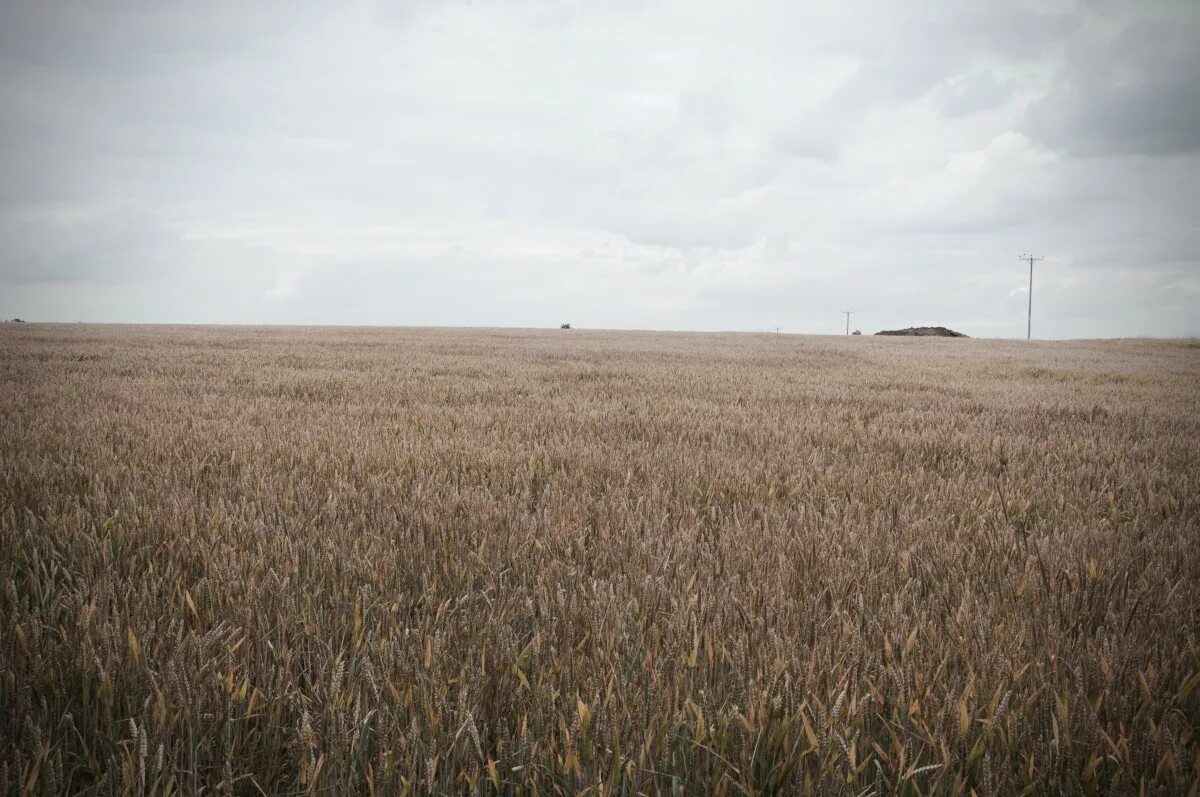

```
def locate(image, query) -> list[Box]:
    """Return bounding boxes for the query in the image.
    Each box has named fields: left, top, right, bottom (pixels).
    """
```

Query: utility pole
left=1019, top=254, right=1043, bottom=340
left=841, top=310, right=854, bottom=336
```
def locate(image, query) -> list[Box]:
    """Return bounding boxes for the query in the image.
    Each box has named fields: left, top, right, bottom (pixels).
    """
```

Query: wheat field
left=1, top=324, right=1198, bottom=795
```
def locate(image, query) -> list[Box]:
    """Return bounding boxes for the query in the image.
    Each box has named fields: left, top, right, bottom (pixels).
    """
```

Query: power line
left=1018, top=254, right=1043, bottom=340
left=841, top=310, right=854, bottom=336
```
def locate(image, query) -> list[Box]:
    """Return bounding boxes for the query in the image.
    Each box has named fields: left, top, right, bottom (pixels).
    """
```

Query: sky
left=2, top=0, right=1199, bottom=338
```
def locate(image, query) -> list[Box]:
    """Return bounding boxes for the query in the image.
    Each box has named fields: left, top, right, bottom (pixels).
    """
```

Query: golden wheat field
left=1, top=323, right=1198, bottom=795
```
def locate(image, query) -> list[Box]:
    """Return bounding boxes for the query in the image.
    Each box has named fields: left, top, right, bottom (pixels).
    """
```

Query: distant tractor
left=851, top=329, right=861, bottom=335
left=560, top=323, right=571, bottom=329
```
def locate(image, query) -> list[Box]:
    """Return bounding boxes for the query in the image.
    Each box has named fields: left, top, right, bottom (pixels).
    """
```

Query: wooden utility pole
left=1019, top=254, right=1043, bottom=340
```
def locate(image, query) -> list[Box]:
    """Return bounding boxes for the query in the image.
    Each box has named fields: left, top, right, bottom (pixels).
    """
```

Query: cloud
left=864, top=131, right=1062, bottom=236
left=0, top=204, right=183, bottom=285
left=935, top=70, right=1014, bottom=118
left=771, top=120, right=839, bottom=162
left=0, top=0, right=1197, bottom=337
left=1024, top=12, right=1200, bottom=157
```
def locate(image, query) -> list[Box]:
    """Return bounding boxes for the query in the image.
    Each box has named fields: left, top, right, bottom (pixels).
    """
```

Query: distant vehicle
left=851, top=329, right=861, bottom=335
left=560, top=323, right=571, bottom=329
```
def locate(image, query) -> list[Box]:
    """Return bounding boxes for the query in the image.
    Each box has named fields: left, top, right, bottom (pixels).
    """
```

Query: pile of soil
left=875, top=326, right=968, bottom=337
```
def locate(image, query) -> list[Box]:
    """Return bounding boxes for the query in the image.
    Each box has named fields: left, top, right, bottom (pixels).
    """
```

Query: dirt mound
left=875, top=326, right=967, bottom=337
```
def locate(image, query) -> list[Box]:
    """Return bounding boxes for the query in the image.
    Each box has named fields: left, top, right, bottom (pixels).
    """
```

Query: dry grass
left=1, top=324, right=1198, bottom=795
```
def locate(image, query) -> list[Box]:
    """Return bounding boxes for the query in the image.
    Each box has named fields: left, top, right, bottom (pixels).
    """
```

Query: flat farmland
left=2, top=324, right=1198, bottom=795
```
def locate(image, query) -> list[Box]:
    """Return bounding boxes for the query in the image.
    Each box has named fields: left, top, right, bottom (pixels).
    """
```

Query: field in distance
left=2, top=324, right=1198, bottom=795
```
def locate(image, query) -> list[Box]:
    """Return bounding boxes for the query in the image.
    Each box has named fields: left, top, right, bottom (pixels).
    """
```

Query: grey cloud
left=935, top=71, right=1013, bottom=118
left=771, top=121, right=838, bottom=161
left=831, top=4, right=1078, bottom=108
left=678, top=89, right=740, bottom=134
left=1024, top=17, right=1200, bottom=156
left=1, top=0, right=1197, bottom=337
left=0, top=205, right=183, bottom=285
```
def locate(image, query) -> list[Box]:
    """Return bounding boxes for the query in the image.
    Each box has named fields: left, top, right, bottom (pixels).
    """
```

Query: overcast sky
left=2, top=1, right=1198, bottom=337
